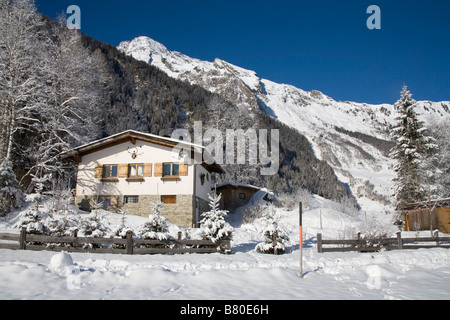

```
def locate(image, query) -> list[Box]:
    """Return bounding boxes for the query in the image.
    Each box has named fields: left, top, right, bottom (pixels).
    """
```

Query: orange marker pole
left=299, top=202, right=303, bottom=278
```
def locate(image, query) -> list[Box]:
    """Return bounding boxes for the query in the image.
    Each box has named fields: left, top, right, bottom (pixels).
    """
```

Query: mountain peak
left=118, top=36, right=170, bottom=64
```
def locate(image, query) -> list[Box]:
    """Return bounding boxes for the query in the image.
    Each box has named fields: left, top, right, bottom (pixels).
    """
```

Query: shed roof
left=216, top=183, right=261, bottom=191
left=403, top=198, right=450, bottom=211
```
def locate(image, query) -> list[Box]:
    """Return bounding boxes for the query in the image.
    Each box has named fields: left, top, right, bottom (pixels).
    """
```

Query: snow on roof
left=216, top=182, right=260, bottom=189
left=74, top=130, right=204, bottom=152
left=403, top=198, right=450, bottom=210
left=215, top=183, right=273, bottom=194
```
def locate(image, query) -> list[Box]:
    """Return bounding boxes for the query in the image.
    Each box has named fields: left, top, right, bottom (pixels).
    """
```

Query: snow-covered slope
left=118, top=36, right=450, bottom=213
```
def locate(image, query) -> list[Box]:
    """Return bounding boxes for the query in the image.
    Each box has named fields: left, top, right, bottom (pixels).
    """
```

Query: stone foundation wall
left=75, top=194, right=195, bottom=228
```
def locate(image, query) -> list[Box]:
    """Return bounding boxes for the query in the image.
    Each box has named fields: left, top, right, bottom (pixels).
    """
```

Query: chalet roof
left=403, top=198, right=450, bottom=211
left=60, top=130, right=225, bottom=174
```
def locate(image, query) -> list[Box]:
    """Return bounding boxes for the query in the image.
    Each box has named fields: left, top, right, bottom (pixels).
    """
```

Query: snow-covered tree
left=389, top=86, right=437, bottom=214
left=79, top=211, right=110, bottom=238
left=28, top=173, right=50, bottom=211
left=199, top=191, right=233, bottom=246
left=426, top=119, right=450, bottom=199
left=137, top=201, right=170, bottom=242
left=15, top=207, right=50, bottom=235
left=0, top=159, right=23, bottom=216
left=47, top=211, right=80, bottom=238
left=255, top=206, right=289, bottom=255
left=112, top=208, right=131, bottom=239
left=1, top=1, right=107, bottom=192
left=78, top=198, right=110, bottom=238
left=19, top=18, right=105, bottom=191
left=0, top=0, right=45, bottom=163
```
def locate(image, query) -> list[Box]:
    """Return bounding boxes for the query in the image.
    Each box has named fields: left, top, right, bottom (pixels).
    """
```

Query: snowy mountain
left=117, top=37, right=262, bottom=111
left=118, top=36, right=450, bottom=213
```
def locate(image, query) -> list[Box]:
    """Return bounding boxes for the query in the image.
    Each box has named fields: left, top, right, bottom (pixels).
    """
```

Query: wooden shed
left=215, top=183, right=261, bottom=212
left=404, top=199, right=450, bottom=233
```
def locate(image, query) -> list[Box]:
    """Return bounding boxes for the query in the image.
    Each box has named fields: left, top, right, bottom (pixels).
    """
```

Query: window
left=161, top=195, right=177, bottom=204
left=239, top=193, right=246, bottom=200
left=129, top=164, right=144, bottom=177
left=103, top=165, right=118, bottom=178
left=163, top=163, right=179, bottom=177
left=124, top=196, right=139, bottom=204
left=98, top=196, right=112, bottom=208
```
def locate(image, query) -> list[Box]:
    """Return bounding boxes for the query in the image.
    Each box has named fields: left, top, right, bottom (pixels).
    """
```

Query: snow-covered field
left=0, top=195, right=449, bottom=301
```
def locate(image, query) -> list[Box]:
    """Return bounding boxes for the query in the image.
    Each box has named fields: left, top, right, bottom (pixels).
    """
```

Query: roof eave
left=59, top=130, right=226, bottom=175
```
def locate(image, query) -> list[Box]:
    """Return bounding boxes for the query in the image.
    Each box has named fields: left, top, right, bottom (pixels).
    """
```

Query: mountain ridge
left=118, top=36, right=450, bottom=213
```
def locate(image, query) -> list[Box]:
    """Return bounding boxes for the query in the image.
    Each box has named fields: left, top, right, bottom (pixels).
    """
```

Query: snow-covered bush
left=357, top=213, right=398, bottom=243
left=277, top=188, right=312, bottom=211
left=47, top=212, right=80, bottom=238
left=199, top=192, right=233, bottom=249
left=77, top=196, right=112, bottom=239
left=255, top=206, right=290, bottom=255
left=78, top=211, right=110, bottom=238
left=46, top=189, right=74, bottom=214
left=112, top=208, right=131, bottom=239
left=242, top=201, right=266, bottom=224
left=240, top=189, right=274, bottom=224
left=332, top=196, right=360, bottom=217
left=136, top=202, right=170, bottom=246
left=111, top=208, right=132, bottom=249
left=0, top=160, right=23, bottom=216
left=15, top=208, right=50, bottom=235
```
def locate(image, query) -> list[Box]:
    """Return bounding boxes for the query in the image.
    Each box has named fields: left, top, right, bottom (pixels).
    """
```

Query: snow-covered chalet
left=61, top=130, right=225, bottom=228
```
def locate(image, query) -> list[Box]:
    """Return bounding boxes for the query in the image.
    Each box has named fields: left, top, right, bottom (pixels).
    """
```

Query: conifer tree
left=137, top=201, right=170, bottom=241
left=255, top=205, right=289, bottom=255
left=389, top=86, right=436, bottom=213
left=0, top=159, right=23, bottom=216
left=200, top=191, right=233, bottom=247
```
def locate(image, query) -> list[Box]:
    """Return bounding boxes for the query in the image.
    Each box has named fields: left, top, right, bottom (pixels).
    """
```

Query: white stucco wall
left=195, top=164, right=213, bottom=202
left=75, top=140, right=195, bottom=198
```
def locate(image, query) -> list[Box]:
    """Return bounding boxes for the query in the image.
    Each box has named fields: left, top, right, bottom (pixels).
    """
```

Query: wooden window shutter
left=179, top=163, right=188, bottom=176
left=118, top=164, right=128, bottom=178
left=143, top=164, right=152, bottom=177
left=154, top=163, right=163, bottom=177
left=94, top=166, right=103, bottom=178
left=161, top=195, right=177, bottom=204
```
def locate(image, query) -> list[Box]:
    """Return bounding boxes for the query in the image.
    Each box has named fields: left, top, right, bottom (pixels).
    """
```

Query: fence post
left=317, top=233, right=323, bottom=253
left=126, top=230, right=133, bottom=255
left=434, top=231, right=440, bottom=247
left=177, top=231, right=182, bottom=250
left=19, top=227, right=27, bottom=250
left=299, top=202, right=303, bottom=278
left=73, top=229, right=78, bottom=248
left=397, top=232, right=403, bottom=250
left=355, top=232, right=361, bottom=249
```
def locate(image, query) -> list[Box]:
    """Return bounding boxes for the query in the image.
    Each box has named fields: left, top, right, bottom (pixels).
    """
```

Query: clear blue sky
left=36, top=0, right=450, bottom=104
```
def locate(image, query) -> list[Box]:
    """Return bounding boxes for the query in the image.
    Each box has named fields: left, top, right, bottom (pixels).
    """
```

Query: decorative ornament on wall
left=200, top=173, right=206, bottom=186
left=127, top=146, right=143, bottom=159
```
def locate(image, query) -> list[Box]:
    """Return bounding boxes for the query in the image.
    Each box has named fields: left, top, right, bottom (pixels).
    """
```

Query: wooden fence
left=317, top=232, right=450, bottom=253
left=0, top=227, right=231, bottom=255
